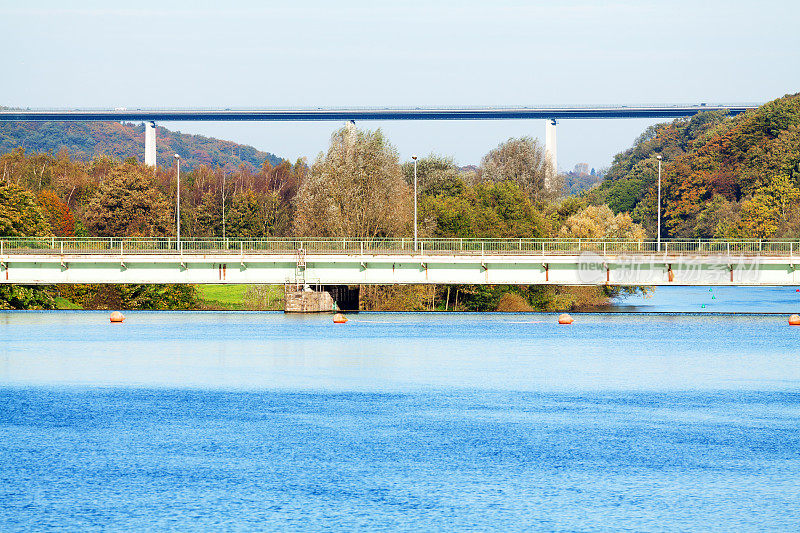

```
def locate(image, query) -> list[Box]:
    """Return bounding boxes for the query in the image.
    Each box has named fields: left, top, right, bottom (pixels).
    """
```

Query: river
left=1, top=286, right=800, bottom=530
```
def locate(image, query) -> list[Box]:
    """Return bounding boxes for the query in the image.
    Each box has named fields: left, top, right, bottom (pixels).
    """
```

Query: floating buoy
left=558, top=313, right=574, bottom=325
left=789, top=314, right=800, bottom=326
left=110, top=311, right=124, bottom=323
left=333, top=313, right=348, bottom=324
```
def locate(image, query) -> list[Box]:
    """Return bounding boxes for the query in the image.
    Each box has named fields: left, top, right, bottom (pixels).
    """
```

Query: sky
left=1, top=0, right=798, bottom=171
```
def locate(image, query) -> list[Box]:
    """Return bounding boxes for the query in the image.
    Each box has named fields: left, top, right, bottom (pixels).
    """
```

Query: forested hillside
left=590, top=93, right=800, bottom=238
left=0, top=121, right=281, bottom=170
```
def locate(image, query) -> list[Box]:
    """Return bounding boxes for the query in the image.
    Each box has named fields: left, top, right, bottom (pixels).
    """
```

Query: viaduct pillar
left=144, top=121, right=157, bottom=166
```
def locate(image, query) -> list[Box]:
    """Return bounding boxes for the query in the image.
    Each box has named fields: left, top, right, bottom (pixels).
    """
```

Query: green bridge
left=1, top=237, right=798, bottom=286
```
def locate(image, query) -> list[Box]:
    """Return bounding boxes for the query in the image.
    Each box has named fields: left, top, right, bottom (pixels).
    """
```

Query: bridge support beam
left=0, top=253, right=796, bottom=286
left=144, top=121, right=157, bottom=167
left=544, top=119, right=557, bottom=189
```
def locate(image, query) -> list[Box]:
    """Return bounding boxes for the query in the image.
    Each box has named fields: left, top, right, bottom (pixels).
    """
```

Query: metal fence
left=1, top=237, right=799, bottom=256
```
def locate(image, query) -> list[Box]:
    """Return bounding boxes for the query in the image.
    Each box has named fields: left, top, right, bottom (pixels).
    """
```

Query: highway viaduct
left=0, top=104, right=760, bottom=174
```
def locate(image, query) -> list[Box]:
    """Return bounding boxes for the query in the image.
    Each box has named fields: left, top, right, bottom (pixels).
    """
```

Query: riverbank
left=0, top=284, right=285, bottom=311
left=2, top=284, right=799, bottom=313
left=196, top=284, right=284, bottom=310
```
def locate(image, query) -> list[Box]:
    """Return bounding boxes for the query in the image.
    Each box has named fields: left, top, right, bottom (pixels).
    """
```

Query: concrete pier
left=145, top=121, right=156, bottom=166
left=284, top=289, right=335, bottom=313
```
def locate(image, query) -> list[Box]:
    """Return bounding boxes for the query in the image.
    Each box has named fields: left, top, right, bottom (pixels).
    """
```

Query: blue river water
left=1, top=287, right=800, bottom=531
left=614, top=285, right=800, bottom=313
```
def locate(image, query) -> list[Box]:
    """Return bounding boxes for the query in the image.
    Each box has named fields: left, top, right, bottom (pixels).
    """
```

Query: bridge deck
left=0, top=238, right=798, bottom=286
left=0, top=105, right=759, bottom=122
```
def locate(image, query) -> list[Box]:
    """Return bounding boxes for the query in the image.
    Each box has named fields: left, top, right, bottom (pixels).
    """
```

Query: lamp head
left=412, top=155, right=417, bottom=160
left=656, top=154, right=662, bottom=160
left=174, top=154, right=180, bottom=160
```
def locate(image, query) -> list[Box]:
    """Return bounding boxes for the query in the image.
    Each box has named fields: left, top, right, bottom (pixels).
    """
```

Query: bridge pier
left=544, top=118, right=557, bottom=189
left=144, top=121, right=157, bottom=166
left=284, top=288, right=335, bottom=313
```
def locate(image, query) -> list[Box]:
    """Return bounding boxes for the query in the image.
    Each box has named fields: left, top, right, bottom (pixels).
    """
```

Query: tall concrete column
left=144, top=121, right=157, bottom=167
left=544, top=118, right=557, bottom=189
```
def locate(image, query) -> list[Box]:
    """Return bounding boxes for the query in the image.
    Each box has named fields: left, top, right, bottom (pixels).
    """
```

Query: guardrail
left=1, top=237, right=799, bottom=256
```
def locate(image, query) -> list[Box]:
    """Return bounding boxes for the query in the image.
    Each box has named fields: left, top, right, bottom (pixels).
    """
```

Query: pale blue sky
left=1, top=0, right=798, bottom=170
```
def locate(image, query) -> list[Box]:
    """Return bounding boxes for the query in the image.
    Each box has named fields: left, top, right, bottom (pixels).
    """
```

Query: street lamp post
left=412, top=155, right=418, bottom=252
left=222, top=171, right=226, bottom=242
left=174, top=154, right=181, bottom=248
left=656, top=154, right=662, bottom=252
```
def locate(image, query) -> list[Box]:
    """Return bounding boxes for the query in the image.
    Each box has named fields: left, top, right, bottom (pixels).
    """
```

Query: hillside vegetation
left=0, top=121, right=281, bottom=171
left=590, top=93, right=800, bottom=239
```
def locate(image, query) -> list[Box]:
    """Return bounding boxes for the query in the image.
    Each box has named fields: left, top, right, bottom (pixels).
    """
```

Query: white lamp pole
left=222, top=171, right=226, bottom=242
left=174, top=154, right=181, bottom=247
left=412, top=155, right=418, bottom=252
left=656, top=154, right=662, bottom=252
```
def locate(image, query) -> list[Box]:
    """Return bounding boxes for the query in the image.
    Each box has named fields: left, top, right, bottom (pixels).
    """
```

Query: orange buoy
left=789, top=314, right=800, bottom=326
left=558, top=313, right=574, bottom=325
left=110, top=311, right=124, bottom=323
left=333, top=313, right=348, bottom=324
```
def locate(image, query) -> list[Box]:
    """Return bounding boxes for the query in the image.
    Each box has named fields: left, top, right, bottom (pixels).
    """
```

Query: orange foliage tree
left=36, top=190, right=75, bottom=236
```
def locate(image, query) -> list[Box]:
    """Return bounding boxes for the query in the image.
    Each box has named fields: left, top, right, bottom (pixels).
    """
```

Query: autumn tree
left=735, top=174, right=800, bottom=238
left=559, top=205, right=646, bottom=240
left=293, top=126, right=411, bottom=238
left=0, top=181, right=52, bottom=236
left=479, top=137, right=552, bottom=203
left=84, top=161, right=172, bottom=237
left=262, top=159, right=303, bottom=204
left=36, top=190, right=75, bottom=236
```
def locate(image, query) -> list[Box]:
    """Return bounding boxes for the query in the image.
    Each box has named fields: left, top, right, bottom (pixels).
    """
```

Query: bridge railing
left=0, top=237, right=798, bottom=256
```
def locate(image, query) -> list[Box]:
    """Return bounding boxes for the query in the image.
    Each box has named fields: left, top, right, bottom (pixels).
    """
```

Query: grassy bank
left=197, top=284, right=284, bottom=311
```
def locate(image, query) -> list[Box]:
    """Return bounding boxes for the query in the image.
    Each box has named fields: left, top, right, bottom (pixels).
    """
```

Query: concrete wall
left=284, top=290, right=334, bottom=313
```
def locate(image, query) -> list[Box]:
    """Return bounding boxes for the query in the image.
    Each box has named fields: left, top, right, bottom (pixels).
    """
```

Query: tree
left=479, top=137, right=551, bottom=202
left=401, top=154, right=464, bottom=197
left=0, top=181, right=52, bottom=236
left=84, top=161, right=172, bottom=237
left=738, top=194, right=780, bottom=238
left=734, top=175, right=800, bottom=238
left=0, top=285, right=56, bottom=310
left=293, top=126, right=411, bottom=238
left=36, top=190, right=75, bottom=236
left=57, top=284, right=199, bottom=310
left=559, top=205, right=646, bottom=240
left=262, top=159, right=303, bottom=204
left=419, top=180, right=546, bottom=238
left=473, top=181, right=547, bottom=237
